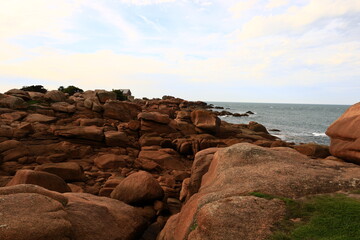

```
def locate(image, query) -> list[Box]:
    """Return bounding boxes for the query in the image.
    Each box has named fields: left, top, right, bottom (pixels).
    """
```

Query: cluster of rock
left=0, top=88, right=359, bottom=240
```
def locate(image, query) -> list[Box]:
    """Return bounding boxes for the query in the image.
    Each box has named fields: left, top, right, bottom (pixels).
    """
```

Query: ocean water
left=208, top=102, right=351, bottom=145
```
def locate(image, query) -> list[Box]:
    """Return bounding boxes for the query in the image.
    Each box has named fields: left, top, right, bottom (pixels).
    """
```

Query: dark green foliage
left=21, top=85, right=47, bottom=93
left=58, top=85, right=84, bottom=96
left=266, top=194, right=360, bottom=240
left=112, top=89, right=127, bottom=101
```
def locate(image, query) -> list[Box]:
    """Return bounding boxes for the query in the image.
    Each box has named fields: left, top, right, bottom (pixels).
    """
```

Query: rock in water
left=326, top=102, right=360, bottom=164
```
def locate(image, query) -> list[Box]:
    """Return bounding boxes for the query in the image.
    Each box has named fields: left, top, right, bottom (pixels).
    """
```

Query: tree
left=21, top=85, right=47, bottom=93
left=58, top=85, right=84, bottom=96
left=112, top=89, right=127, bottom=101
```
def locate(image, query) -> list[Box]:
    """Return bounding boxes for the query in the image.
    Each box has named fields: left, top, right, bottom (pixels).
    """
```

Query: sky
left=0, top=0, right=359, bottom=104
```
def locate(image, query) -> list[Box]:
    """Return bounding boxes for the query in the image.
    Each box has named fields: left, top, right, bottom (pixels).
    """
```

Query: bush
left=21, top=85, right=47, bottom=93
left=112, top=89, right=127, bottom=101
left=58, top=85, right=84, bottom=96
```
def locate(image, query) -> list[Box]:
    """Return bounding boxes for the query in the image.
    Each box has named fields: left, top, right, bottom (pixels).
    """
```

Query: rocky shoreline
left=0, top=88, right=359, bottom=240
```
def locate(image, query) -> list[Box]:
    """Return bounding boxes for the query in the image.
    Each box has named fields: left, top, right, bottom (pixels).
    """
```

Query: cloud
left=119, top=0, right=175, bottom=5
left=238, top=0, right=360, bottom=39
left=0, top=0, right=80, bottom=40
left=229, top=0, right=259, bottom=18
left=265, top=0, right=289, bottom=9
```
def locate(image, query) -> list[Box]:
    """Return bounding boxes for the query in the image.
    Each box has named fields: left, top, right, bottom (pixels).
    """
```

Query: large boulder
left=104, top=131, right=130, bottom=147
left=159, top=143, right=360, bottom=240
left=6, top=170, right=71, bottom=193
left=0, top=185, right=148, bottom=240
left=4, top=89, right=31, bottom=100
left=44, top=90, right=66, bottom=102
left=0, top=95, right=26, bottom=109
left=51, top=102, right=76, bottom=113
left=93, top=154, right=129, bottom=170
left=111, top=171, right=164, bottom=205
left=35, top=162, right=84, bottom=182
left=326, top=102, right=360, bottom=164
left=190, top=110, right=220, bottom=132
left=138, top=112, right=171, bottom=124
left=51, top=125, right=104, bottom=141
left=24, top=113, right=56, bottom=123
left=103, top=101, right=141, bottom=121
left=96, top=90, right=117, bottom=103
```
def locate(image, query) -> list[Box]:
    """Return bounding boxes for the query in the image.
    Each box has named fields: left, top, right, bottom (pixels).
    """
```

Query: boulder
left=105, top=131, right=130, bottom=147
left=5, top=89, right=31, bottom=100
left=35, top=162, right=84, bottom=182
left=111, top=171, right=164, bottom=205
left=93, top=154, right=129, bottom=169
left=6, top=170, right=71, bottom=193
left=294, top=143, right=330, bottom=158
left=326, top=102, right=360, bottom=164
left=0, top=95, right=26, bottom=109
left=0, top=140, right=21, bottom=153
left=44, top=90, right=66, bottom=102
left=159, top=143, right=360, bottom=240
left=28, top=91, right=45, bottom=101
left=103, top=101, right=142, bottom=121
left=248, top=121, right=269, bottom=134
left=96, top=90, right=117, bottom=103
left=24, top=113, right=56, bottom=123
left=0, top=111, right=27, bottom=121
left=138, top=112, right=171, bottom=124
left=138, top=148, right=189, bottom=170
left=190, top=110, right=220, bottom=132
left=51, top=125, right=104, bottom=141
left=51, top=102, right=76, bottom=113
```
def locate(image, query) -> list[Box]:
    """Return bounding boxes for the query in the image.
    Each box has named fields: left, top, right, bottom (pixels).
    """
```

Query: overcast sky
left=0, top=0, right=359, bottom=104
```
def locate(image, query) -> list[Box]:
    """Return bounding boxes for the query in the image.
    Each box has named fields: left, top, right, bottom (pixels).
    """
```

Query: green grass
left=263, top=194, right=360, bottom=240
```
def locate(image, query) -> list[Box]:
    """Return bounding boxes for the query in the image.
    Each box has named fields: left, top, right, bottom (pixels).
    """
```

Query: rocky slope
left=0, top=88, right=358, bottom=240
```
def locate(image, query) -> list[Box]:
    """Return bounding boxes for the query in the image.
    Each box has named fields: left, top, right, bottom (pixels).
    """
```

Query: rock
left=190, top=110, right=220, bottom=132
left=0, top=192, right=72, bottom=240
left=28, top=91, right=45, bottom=101
left=93, top=154, right=129, bottom=169
left=64, top=193, right=147, bottom=240
left=6, top=170, right=71, bottom=193
left=35, top=162, right=84, bottom=182
left=248, top=121, right=269, bottom=134
left=51, top=125, right=104, bottom=141
left=44, top=90, right=66, bottom=102
left=51, top=102, right=76, bottom=113
left=1, top=111, right=27, bottom=121
left=140, top=119, right=177, bottom=134
left=24, top=113, right=56, bottom=123
left=0, top=125, right=13, bottom=138
left=294, top=143, right=330, bottom=158
left=5, top=89, right=31, bottom=100
left=326, top=102, right=360, bottom=164
left=96, top=90, right=117, bottom=103
left=0, top=184, right=68, bottom=206
left=138, top=148, right=189, bottom=170
left=75, top=118, right=104, bottom=126
left=111, top=171, right=164, bottom=205
left=0, top=95, right=26, bottom=109
left=159, top=143, right=360, bottom=240
left=138, top=112, right=171, bottom=124
left=187, top=148, right=219, bottom=199
left=105, top=131, right=130, bottom=147
left=103, top=101, right=141, bottom=121
left=0, top=140, right=21, bottom=153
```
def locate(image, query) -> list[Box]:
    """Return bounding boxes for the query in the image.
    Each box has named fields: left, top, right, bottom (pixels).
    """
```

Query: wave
left=312, top=132, right=327, bottom=137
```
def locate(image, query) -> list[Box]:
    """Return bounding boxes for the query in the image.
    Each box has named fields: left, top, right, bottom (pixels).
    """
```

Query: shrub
left=21, top=85, right=47, bottom=93
left=58, top=85, right=84, bottom=96
left=112, top=89, right=127, bottom=101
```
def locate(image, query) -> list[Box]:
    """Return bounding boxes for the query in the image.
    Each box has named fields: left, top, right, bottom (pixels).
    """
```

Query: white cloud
left=238, top=0, right=360, bottom=39
left=229, top=0, right=258, bottom=18
left=265, top=0, right=289, bottom=9
left=119, top=0, right=175, bottom=5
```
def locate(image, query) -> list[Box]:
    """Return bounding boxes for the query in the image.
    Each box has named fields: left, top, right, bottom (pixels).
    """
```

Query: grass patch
left=189, top=220, right=198, bottom=233
left=266, top=194, right=360, bottom=240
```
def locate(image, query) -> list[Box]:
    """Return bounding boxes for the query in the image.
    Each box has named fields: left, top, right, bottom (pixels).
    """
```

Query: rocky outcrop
left=326, top=102, right=360, bottom=164
left=159, top=143, right=360, bottom=240
left=103, top=101, right=142, bottom=121
left=0, top=184, right=147, bottom=240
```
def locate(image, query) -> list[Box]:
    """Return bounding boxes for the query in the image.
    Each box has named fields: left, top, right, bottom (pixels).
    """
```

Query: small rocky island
left=0, top=87, right=359, bottom=240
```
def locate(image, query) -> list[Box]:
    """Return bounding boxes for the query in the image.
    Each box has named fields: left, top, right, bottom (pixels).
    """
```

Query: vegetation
left=249, top=192, right=360, bottom=240
left=21, top=85, right=47, bottom=93
left=112, top=89, right=127, bottom=101
left=58, top=85, right=84, bottom=96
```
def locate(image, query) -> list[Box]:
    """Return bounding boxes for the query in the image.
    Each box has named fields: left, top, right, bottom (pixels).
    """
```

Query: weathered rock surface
left=191, top=110, right=220, bottom=132
left=44, top=90, right=66, bottom=102
left=159, top=143, right=360, bottom=240
left=51, top=125, right=104, bottom=141
left=6, top=170, right=71, bottom=193
left=111, top=171, right=164, bottom=205
left=0, top=185, right=147, bottom=240
left=326, top=102, right=360, bottom=164
left=103, top=101, right=142, bottom=121
left=35, top=162, right=84, bottom=182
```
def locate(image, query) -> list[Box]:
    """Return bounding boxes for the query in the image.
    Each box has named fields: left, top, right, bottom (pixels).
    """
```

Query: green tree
left=58, top=85, right=84, bottom=96
left=21, top=85, right=47, bottom=93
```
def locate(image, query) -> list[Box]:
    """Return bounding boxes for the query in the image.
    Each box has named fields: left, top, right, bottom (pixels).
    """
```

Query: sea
left=208, top=102, right=351, bottom=145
